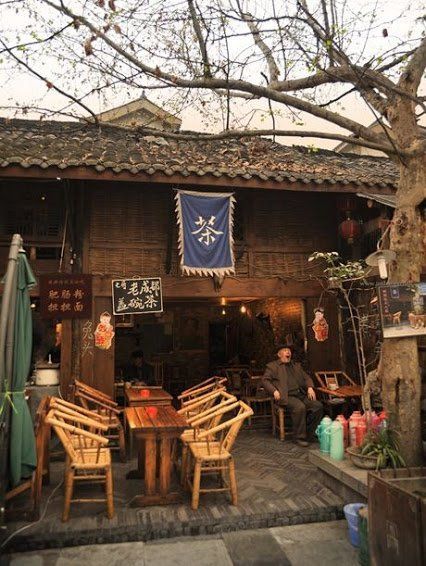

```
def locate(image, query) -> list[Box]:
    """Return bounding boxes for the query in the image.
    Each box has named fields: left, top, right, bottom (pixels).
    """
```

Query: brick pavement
left=2, top=431, right=344, bottom=553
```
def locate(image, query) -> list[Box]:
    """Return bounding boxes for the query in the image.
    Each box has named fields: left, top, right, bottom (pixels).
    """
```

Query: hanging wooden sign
left=111, top=277, right=163, bottom=315
left=39, top=274, right=92, bottom=319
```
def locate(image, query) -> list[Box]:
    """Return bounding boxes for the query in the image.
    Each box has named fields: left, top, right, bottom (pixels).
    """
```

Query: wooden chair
left=314, top=371, right=354, bottom=416
left=241, top=375, right=274, bottom=430
left=178, top=392, right=238, bottom=484
left=74, top=380, right=126, bottom=461
left=186, top=400, right=253, bottom=510
left=45, top=408, right=114, bottom=522
left=272, top=405, right=286, bottom=441
left=178, top=377, right=227, bottom=407
left=151, top=360, right=165, bottom=387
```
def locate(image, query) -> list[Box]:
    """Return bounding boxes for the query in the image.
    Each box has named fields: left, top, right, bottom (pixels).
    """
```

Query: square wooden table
left=125, top=405, right=189, bottom=506
left=125, top=386, right=173, bottom=407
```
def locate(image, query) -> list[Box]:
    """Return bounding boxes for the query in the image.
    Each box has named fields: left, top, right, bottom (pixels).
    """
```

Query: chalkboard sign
left=112, top=278, right=163, bottom=315
left=39, top=274, right=92, bottom=319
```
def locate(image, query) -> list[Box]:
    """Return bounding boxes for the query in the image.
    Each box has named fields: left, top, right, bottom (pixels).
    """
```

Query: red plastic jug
left=356, top=419, right=367, bottom=446
left=349, top=411, right=362, bottom=447
left=335, top=414, right=349, bottom=448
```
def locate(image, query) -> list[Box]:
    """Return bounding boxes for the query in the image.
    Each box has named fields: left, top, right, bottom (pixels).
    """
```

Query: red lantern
left=339, top=216, right=361, bottom=244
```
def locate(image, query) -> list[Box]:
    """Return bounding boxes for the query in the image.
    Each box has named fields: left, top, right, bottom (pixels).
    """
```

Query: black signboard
left=112, top=278, right=163, bottom=315
left=39, top=274, right=92, bottom=319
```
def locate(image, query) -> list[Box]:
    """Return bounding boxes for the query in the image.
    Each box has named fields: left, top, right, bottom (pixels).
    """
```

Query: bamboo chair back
left=74, top=382, right=121, bottom=425
left=49, top=397, right=106, bottom=428
left=178, top=377, right=227, bottom=406
left=188, top=397, right=239, bottom=441
left=46, top=408, right=108, bottom=464
left=196, top=401, right=253, bottom=453
left=178, top=388, right=229, bottom=418
left=179, top=376, right=227, bottom=397
left=314, top=371, right=356, bottom=389
left=74, top=379, right=117, bottom=405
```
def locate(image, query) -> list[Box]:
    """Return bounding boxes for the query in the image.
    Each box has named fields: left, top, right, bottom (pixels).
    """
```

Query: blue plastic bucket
left=343, top=503, right=366, bottom=547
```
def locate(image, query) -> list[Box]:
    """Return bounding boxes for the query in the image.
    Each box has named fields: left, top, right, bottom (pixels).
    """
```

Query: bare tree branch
left=237, top=2, right=280, bottom=83
left=0, top=37, right=99, bottom=123
left=40, top=0, right=394, bottom=148
left=187, top=0, right=212, bottom=78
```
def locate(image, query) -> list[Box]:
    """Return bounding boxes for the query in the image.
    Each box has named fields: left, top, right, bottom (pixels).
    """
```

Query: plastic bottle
left=349, top=411, right=362, bottom=447
left=335, top=414, right=349, bottom=448
left=329, top=420, right=344, bottom=461
left=315, top=416, right=332, bottom=454
left=356, top=419, right=367, bottom=446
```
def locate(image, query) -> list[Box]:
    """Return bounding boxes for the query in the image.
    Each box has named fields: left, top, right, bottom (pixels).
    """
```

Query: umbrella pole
left=0, top=234, right=22, bottom=527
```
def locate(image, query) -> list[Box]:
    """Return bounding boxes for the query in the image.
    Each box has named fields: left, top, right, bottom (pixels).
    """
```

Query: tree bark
left=380, top=154, right=425, bottom=466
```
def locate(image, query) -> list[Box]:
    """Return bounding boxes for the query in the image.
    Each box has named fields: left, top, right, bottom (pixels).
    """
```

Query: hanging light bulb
left=240, top=304, right=247, bottom=314
left=221, top=308, right=226, bottom=316
left=365, top=249, right=396, bottom=280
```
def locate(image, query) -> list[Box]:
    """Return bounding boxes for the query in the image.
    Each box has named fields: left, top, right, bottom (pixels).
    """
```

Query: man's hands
left=273, top=389, right=281, bottom=401
left=307, top=387, right=316, bottom=401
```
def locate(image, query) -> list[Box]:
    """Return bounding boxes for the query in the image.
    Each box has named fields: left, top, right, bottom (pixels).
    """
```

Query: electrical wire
left=0, top=477, right=64, bottom=552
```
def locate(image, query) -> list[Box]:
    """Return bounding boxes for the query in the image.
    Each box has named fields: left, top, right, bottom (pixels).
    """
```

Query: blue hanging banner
left=175, top=190, right=236, bottom=276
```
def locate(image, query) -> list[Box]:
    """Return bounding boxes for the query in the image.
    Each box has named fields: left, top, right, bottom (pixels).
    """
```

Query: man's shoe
left=295, top=439, right=310, bottom=447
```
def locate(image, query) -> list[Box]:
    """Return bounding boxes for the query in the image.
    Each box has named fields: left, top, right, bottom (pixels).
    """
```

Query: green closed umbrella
left=9, top=251, right=37, bottom=486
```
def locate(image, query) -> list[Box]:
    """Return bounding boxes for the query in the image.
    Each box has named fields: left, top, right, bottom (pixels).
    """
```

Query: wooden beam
left=0, top=165, right=396, bottom=195
left=92, top=275, right=322, bottom=298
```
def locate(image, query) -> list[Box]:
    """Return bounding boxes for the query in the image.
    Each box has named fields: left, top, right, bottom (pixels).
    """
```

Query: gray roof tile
left=0, top=118, right=398, bottom=189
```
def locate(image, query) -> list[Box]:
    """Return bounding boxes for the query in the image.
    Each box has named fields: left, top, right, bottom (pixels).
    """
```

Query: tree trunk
left=380, top=155, right=425, bottom=466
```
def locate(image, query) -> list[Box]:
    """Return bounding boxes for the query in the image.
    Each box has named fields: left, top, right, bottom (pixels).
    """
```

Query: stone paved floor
left=1, top=431, right=344, bottom=553
left=4, top=521, right=359, bottom=565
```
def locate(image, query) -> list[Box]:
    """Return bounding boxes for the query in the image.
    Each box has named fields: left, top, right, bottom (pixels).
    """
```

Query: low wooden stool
left=272, top=404, right=285, bottom=441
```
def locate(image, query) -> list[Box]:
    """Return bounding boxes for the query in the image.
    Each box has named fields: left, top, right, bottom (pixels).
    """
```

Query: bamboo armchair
left=178, top=392, right=238, bottom=484
left=45, top=408, right=114, bottom=522
left=178, top=377, right=227, bottom=407
left=186, top=400, right=253, bottom=510
left=74, top=380, right=126, bottom=461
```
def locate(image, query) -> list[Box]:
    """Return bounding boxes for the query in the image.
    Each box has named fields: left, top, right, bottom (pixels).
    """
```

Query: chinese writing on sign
left=39, top=274, right=92, bottom=319
left=112, top=278, right=163, bottom=315
left=191, top=215, right=223, bottom=246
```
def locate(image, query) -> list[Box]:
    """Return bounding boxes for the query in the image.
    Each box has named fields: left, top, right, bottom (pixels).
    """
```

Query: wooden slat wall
left=88, top=185, right=336, bottom=280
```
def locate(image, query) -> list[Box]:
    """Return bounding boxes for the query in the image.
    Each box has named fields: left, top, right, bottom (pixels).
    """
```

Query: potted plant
left=346, top=427, right=405, bottom=471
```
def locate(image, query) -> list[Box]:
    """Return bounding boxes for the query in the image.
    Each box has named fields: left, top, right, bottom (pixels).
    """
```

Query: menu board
left=39, top=274, right=92, bottom=319
left=378, top=283, right=426, bottom=338
left=112, top=277, right=163, bottom=315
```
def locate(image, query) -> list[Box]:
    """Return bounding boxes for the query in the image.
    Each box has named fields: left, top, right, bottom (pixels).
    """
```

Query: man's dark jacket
left=262, top=360, right=314, bottom=405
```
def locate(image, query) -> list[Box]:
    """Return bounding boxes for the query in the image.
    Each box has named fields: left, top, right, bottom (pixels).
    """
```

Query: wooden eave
left=0, top=165, right=396, bottom=195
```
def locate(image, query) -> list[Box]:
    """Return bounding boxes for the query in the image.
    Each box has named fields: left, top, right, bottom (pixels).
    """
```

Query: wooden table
left=317, top=385, right=363, bottom=398
left=125, top=405, right=188, bottom=506
left=125, top=386, right=173, bottom=407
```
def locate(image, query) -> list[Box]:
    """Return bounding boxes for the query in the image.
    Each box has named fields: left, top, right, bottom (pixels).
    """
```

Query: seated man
left=262, top=343, right=323, bottom=447
left=123, top=350, right=155, bottom=386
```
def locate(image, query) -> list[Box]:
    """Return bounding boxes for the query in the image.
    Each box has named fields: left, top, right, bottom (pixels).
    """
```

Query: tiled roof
left=0, top=118, right=398, bottom=189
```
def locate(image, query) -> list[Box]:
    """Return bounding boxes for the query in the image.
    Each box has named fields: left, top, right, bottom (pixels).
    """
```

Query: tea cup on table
left=328, top=383, right=339, bottom=391
left=146, top=406, right=158, bottom=418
